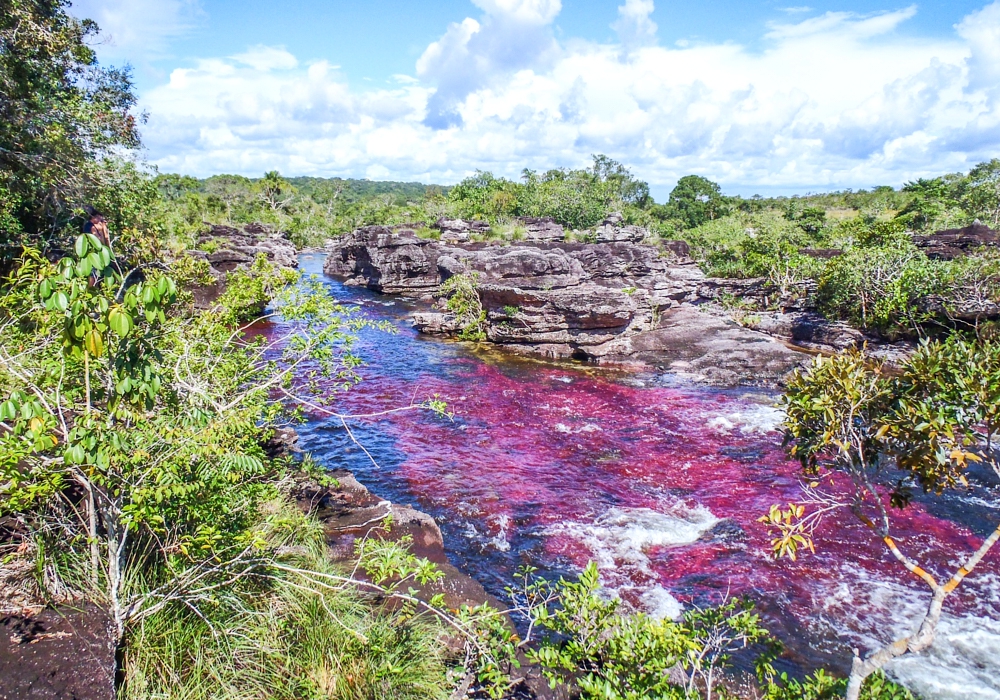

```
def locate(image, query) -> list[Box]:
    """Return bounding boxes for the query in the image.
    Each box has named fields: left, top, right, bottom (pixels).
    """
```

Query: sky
left=70, top=0, right=1000, bottom=198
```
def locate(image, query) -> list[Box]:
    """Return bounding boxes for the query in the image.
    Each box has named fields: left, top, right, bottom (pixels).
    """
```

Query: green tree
left=666, top=175, right=731, bottom=229
left=0, top=0, right=140, bottom=248
left=773, top=341, right=1000, bottom=700
left=0, top=234, right=370, bottom=640
left=962, top=159, right=1000, bottom=228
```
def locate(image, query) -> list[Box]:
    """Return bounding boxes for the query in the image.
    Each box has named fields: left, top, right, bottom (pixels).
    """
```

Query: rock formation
left=913, top=222, right=1000, bottom=260
left=184, top=223, right=299, bottom=308
left=324, top=222, right=823, bottom=385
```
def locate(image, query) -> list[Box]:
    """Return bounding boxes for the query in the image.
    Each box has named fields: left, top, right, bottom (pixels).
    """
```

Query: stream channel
left=284, top=254, right=1000, bottom=699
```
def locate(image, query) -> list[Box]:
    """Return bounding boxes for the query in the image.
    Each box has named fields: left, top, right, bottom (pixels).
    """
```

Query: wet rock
left=261, top=426, right=300, bottom=458
left=294, top=471, right=499, bottom=614
left=700, top=518, right=746, bottom=543
left=412, top=311, right=460, bottom=334
left=0, top=606, right=115, bottom=700
left=913, top=222, right=1000, bottom=260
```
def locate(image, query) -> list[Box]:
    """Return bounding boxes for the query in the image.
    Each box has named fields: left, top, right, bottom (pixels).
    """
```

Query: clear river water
left=286, top=254, right=1000, bottom=699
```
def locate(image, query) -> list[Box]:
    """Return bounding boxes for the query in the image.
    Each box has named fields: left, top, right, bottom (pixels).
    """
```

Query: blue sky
left=71, top=0, right=1000, bottom=197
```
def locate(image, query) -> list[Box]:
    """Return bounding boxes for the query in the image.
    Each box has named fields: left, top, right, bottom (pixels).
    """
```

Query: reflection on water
left=283, top=255, right=1000, bottom=698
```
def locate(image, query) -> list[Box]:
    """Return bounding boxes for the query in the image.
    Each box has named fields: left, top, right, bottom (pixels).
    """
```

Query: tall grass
left=120, top=502, right=452, bottom=700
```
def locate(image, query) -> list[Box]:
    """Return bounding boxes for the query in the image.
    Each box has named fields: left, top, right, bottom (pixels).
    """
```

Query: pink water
left=287, top=255, right=1000, bottom=698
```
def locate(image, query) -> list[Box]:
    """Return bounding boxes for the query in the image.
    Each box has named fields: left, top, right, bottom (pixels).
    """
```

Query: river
left=288, top=253, right=1000, bottom=699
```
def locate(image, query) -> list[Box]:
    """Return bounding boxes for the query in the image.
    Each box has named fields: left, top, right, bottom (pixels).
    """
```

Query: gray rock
left=185, top=223, right=299, bottom=309
left=432, top=217, right=490, bottom=242
left=593, top=212, right=648, bottom=243
left=517, top=217, right=565, bottom=242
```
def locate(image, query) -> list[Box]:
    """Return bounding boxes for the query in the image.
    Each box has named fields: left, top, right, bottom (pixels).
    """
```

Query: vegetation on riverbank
left=773, top=336, right=1000, bottom=699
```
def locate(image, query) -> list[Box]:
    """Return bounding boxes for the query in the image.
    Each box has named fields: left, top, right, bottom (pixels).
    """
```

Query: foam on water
left=707, top=404, right=785, bottom=435
left=551, top=504, right=720, bottom=574
left=889, top=614, right=1000, bottom=700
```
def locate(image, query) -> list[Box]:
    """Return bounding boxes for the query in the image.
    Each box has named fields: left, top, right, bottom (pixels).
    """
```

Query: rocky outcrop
left=193, top=222, right=298, bottom=271
left=913, top=222, right=1000, bottom=260
left=184, top=223, right=299, bottom=308
left=432, top=217, right=490, bottom=243
left=593, top=212, right=648, bottom=243
left=518, top=217, right=565, bottom=242
left=294, top=471, right=501, bottom=617
left=325, top=227, right=821, bottom=385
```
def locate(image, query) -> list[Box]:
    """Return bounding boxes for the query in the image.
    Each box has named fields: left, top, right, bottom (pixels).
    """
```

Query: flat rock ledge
left=324, top=223, right=897, bottom=386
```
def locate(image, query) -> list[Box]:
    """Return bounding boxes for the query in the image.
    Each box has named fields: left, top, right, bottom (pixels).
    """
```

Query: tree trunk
left=844, top=588, right=945, bottom=700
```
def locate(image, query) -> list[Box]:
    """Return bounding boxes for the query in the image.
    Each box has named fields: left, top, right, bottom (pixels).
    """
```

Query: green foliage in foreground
left=772, top=338, right=1000, bottom=696
left=122, top=504, right=451, bottom=700
left=764, top=669, right=914, bottom=700
left=0, top=233, right=373, bottom=637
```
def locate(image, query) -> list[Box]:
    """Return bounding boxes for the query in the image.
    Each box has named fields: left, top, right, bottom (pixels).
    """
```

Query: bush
left=816, top=246, right=934, bottom=335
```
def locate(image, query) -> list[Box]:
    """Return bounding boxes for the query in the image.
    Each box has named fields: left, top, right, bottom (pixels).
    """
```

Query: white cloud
left=70, top=0, right=202, bottom=60
left=416, top=0, right=561, bottom=127
left=613, top=0, right=658, bottom=51
left=232, top=45, right=299, bottom=71
left=140, top=2, right=1000, bottom=194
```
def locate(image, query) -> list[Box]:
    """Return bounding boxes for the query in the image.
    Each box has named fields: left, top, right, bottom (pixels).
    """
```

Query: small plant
left=718, top=292, right=761, bottom=328
left=502, top=305, right=520, bottom=317
left=621, top=286, right=637, bottom=296
left=440, top=273, right=487, bottom=341
left=414, top=226, right=440, bottom=240
left=196, top=237, right=222, bottom=254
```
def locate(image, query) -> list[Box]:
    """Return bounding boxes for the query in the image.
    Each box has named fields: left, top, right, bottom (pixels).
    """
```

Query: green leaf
left=108, top=307, right=133, bottom=337
left=75, top=235, right=89, bottom=257
left=0, top=400, right=16, bottom=421
left=84, top=329, right=104, bottom=357
left=38, top=279, right=53, bottom=299
left=53, top=291, right=68, bottom=311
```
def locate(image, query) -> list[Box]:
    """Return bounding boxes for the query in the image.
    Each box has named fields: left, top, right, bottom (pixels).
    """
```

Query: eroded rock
left=325, top=228, right=819, bottom=384
left=185, top=223, right=299, bottom=308
left=913, top=222, right=1000, bottom=260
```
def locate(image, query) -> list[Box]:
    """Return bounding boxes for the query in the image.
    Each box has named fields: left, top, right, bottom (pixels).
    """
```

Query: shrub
left=816, top=246, right=934, bottom=335
left=441, top=273, right=486, bottom=341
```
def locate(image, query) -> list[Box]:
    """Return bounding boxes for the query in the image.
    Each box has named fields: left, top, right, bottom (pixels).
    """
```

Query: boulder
left=325, top=226, right=442, bottom=295
left=593, top=212, right=648, bottom=243
left=432, top=218, right=490, bottom=242
left=517, top=217, right=565, bottom=242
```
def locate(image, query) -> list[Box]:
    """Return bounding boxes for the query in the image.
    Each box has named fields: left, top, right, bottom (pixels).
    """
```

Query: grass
left=414, top=226, right=441, bottom=240
left=119, top=500, right=453, bottom=700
